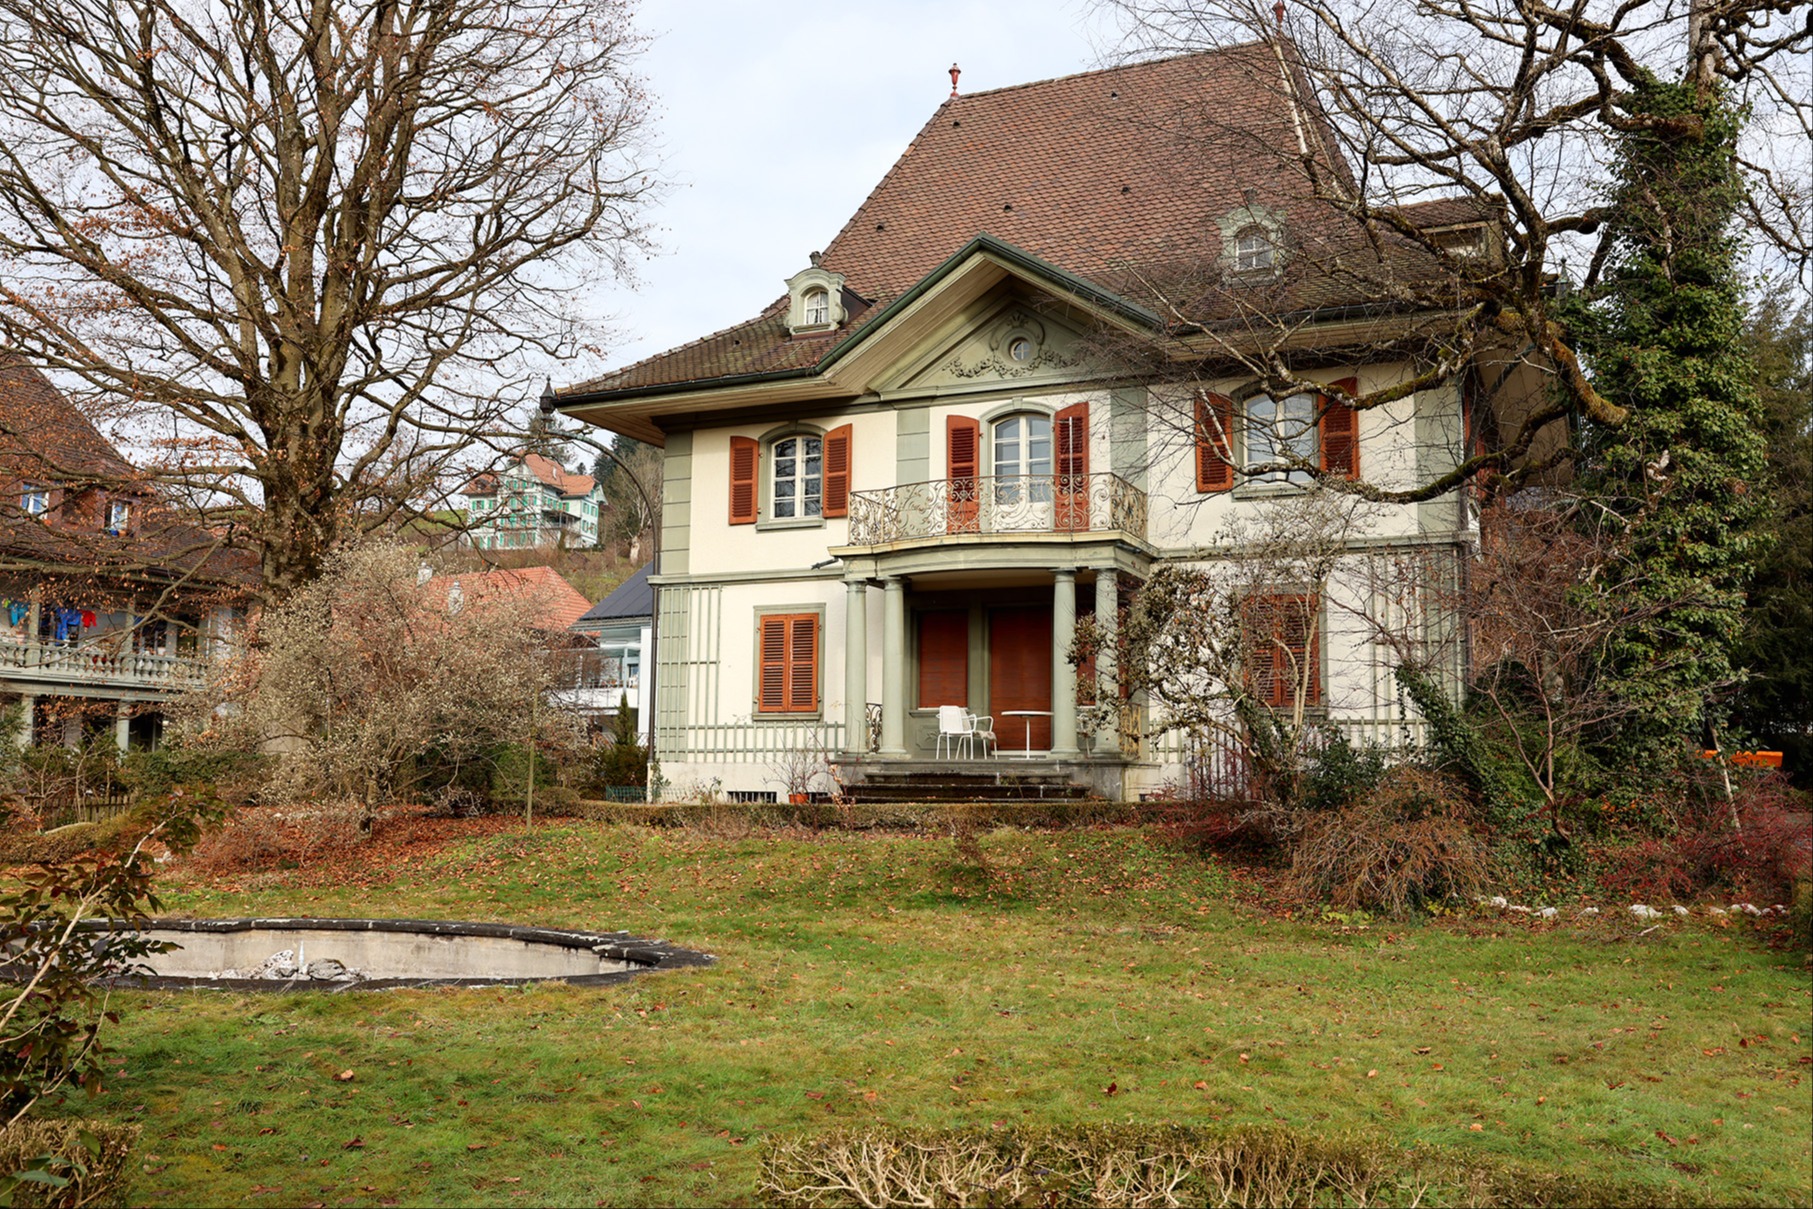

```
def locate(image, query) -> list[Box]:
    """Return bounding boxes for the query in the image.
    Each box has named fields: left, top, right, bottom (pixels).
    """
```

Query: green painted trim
left=1109, top=387, right=1148, bottom=490
left=660, top=432, right=693, bottom=578
left=896, top=408, right=930, bottom=486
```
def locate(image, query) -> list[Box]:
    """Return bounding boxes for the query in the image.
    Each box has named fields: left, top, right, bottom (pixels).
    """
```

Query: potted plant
left=766, top=735, right=831, bottom=804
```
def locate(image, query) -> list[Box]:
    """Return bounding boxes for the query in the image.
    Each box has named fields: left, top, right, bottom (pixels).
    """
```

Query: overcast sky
left=590, top=0, right=1122, bottom=379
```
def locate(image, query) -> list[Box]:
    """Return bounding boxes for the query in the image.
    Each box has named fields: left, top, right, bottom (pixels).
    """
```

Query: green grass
left=63, top=824, right=1813, bottom=1207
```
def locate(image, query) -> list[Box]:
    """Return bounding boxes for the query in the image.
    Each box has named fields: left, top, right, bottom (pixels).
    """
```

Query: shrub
left=1298, top=727, right=1389, bottom=814
left=1598, top=776, right=1812, bottom=906
left=756, top=1124, right=1699, bottom=1209
left=1291, top=767, right=1487, bottom=916
left=180, top=804, right=366, bottom=875
left=118, top=747, right=270, bottom=806
left=0, top=1119, right=140, bottom=1208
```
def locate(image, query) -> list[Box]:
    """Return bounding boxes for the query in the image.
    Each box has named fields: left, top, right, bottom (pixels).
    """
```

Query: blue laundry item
left=6, top=601, right=24, bottom=626
left=53, top=607, right=82, bottom=641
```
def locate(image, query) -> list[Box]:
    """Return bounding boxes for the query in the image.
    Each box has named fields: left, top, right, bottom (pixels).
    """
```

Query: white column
left=879, top=577, right=907, bottom=756
left=114, top=702, right=130, bottom=752
left=1051, top=569, right=1079, bottom=757
left=14, top=695, right=34, bottom=748
left=843, top=579, right=869, bottom=757
left=1094, top=570, right=1118, bottom=753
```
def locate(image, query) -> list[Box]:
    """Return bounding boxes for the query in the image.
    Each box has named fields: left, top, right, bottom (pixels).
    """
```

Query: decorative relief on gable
left=915, top=308, right=1088, bottom=387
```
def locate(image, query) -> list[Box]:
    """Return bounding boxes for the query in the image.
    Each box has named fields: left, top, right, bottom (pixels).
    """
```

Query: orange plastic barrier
left=1698, top=750, right=1784, bottom=769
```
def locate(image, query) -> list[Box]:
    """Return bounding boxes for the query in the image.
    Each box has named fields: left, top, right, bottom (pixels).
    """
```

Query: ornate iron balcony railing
left=847, top=472, right=1147, bottom=546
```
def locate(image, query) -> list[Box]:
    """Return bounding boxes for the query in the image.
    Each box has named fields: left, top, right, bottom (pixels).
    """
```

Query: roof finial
left=949, top=63, right=961, bottom=97
left=1274, top=0, right=1285, bottom=25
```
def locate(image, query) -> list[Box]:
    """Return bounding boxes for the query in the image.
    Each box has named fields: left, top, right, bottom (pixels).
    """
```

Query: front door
left=988, top=605, right=1052, bottom=752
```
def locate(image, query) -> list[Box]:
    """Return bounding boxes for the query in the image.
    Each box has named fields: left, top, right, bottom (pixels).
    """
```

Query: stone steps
left=841, top=766, right=1093, bottom=804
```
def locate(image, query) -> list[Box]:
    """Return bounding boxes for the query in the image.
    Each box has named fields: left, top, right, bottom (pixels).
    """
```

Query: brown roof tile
left=567, top=43, right=1471, bottom=400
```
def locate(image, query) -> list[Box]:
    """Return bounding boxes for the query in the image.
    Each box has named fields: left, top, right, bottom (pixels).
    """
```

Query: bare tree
left=0, top=0, right=658, bottom=602
left=1096, top=0, right=1809, bottom=496
left=186, top=542, right=585, bottom=826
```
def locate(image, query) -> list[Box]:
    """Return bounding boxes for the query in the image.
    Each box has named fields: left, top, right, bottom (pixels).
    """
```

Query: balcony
left=847, top=472, right=1148, bottom=547
left=0, top=639, right=213, bottom=693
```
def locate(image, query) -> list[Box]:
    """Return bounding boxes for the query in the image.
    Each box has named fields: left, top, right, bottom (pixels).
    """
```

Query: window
left=771, top=434, right=823, bottom=519
left=992, top=414, right=1051, bottom=505
left=1235, top=227, right=1274, bottom=273
left=1245, top=392, right=1317, bottom=484
left=1008, top=337, right=1033, bottom=363
left=802, top=288, right=830, bottom=326
left=757, top=613, right=819, bottom=713
left=20, top=486, right=47, bottom=517
left=1243, top=594, right=1320, bottom=708
left=106, top=500, right=130, bottom=532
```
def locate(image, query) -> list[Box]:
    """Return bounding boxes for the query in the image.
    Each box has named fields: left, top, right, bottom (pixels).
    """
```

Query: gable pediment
left=878, top=297, right=1094, bottom=394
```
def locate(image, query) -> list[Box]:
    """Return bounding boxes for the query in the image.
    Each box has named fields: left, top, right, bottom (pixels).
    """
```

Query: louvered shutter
left=1054, top=401, right=1090, bottom=531
left=1243, top=596, right=1278, bottom=705
left=1319, top=378, right=1360, bottom=480
left=1196, top=393, right=1235, bottom=492
left=788, top=615, right=819, bottom=711
left=1278, top=596, right=1321, bottom=706
left=946, top=416, right=981, bottom=533
left=757, top=616, right=787, bottom=711
left=729, top=436, right=759, bottom=524
left=822, top=424, right=852, bottom=518
left=916, top=610, right=969, bottom=708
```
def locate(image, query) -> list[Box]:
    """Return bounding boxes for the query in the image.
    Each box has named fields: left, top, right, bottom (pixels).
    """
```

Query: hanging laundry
left=6, top=601, right=24, bottom=626
left=52, top=607, right=82, bottom=641
left=81, top=610, right=96, bottom=628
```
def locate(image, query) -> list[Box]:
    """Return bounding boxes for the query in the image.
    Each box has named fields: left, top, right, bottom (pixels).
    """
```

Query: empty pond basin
left=78, top=918, right=712, bottom=991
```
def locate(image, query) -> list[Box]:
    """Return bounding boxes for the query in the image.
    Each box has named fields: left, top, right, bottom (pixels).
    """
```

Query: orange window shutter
left=788, top=615, right=819, bottom=712
left=1280, top=596, right=1320, bottom=706
left=946, top=416, right=981, bottom=533
left=916, top=609, right=969, bottom=708
left=1196, top=393, right=1235, bottom=492
left=1320, top=377, right=1360, bottom=480
left=758, top=616, right=787, bottom=711
left=1054, top=402, right=1090, bottom=531
left=822, top=424, right=852, bottom=517
left=729, top=436, right=759, bottom=524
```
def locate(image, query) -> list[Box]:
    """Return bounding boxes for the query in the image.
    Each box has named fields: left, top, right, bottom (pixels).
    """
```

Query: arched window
left=802, top=288, right=830, bottom=326
left=771, top=433, right=823, bottom=519
left=1235, top=226, right=1275, bottom=273
left=992, top=413, right=1051, bottom=504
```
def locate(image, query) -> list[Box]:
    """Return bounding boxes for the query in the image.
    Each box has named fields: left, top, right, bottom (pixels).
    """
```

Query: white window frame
left=770, top=433, right=823, bottom=520
left=1235, top=227, right=1275, bottom=274
left=802, top=288, right=830, bottom=326
left=1244, top=392, right=1317, bottom=485
left=106, top=500, right=130, bottom=532
left=20, top=486, right=48, bottom=517
left=990, top=413, right=1053, bottom=505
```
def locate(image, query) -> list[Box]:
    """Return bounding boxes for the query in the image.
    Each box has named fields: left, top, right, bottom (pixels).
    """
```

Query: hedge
left=0, top=1119, right=139, bottom=1209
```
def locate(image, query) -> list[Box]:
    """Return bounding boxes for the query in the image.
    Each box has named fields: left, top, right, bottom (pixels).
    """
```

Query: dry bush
left=755, top=1124, right=1688, bottom=1208
left=180, top=804, right=366, bottom=875
left=0, top=1119, right=140, bottom=1208
left=1291, top=768, right=1487, bottom=917
left=1600, top=776, right=1812, bottom=907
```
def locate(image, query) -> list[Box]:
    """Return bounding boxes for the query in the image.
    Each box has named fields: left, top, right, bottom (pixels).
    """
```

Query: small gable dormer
left=785, top=254, right=847, bottom=336
left=1216, top=202, right=1288, bottom=278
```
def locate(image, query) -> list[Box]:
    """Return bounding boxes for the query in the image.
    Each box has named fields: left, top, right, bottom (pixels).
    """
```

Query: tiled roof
left=423, top=565, right=594, bottom=632
left=576, top=563, right=652, bottom=625
left=1, top=352, right=258, bottom=591
left=566, top=42, right=1461, bottom=399
left=0, top=354, right=141, bottom=486
left=464, top=454, right=597, bottom=499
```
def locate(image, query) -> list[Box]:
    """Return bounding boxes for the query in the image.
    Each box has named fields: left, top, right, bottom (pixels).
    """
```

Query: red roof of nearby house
left=422, top=565, right=594, bottom=632
left=463, top=454, right=597, bottom=499
left=0, top=354, right=141, bottom=486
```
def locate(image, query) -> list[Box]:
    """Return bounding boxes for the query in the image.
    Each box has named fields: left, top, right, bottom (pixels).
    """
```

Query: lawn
left=64, top=820, right=1813, bottom=1207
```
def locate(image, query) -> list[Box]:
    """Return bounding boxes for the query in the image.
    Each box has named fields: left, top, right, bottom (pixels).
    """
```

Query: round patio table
left=999, top=709, right=1054, bottom=759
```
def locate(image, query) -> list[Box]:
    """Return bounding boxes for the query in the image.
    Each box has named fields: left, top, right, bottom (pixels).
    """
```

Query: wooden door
left=988, top=605, right=1052, bottom=752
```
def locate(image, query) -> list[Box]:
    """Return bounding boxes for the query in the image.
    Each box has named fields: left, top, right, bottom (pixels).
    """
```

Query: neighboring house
left=549, top=47, right=1544, bottom=800
left=461, top=454, right=607, bottom=550
left=568, top=564, right=653, bottom=743
left=1, top=355, right=255, bottom=750
left=420, top=564, right=594, bottom=632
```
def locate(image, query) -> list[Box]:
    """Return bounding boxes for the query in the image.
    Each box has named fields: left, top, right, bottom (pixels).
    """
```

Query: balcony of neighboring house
left=0, top=635, right=213, bottom=695
left=844, top=471, right=1148, bottom=552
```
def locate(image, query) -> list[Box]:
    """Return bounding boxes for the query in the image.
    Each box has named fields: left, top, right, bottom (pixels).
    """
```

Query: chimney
left=1274, top=0, right=1285, bottom=24
left=949, top=63, right=960, bottom=98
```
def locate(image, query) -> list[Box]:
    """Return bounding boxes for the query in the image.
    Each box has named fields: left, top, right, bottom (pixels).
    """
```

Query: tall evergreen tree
left=1568, top=76, right=1771, bottom=749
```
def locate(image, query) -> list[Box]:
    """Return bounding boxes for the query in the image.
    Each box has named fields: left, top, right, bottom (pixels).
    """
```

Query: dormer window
left=784, top=257, right=847, bottom=335
left=106, top=500, right=130, bottom=533
left=1235, top=227, right=1275, bottom=273
left=20, top=486, right=47, bottom=518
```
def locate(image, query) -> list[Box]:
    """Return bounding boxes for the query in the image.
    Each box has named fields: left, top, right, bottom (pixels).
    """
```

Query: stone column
left=879, top=577, right=908, bottom=756
left=1094, top=570, right=1119, bottom=753
left=14, top=694, right=34, bottom=748
left=843, top=579, right=869, bottom=757
left=1051, top=569, right=1079, bottom=757
left=114, top=701, right=131, bottom=752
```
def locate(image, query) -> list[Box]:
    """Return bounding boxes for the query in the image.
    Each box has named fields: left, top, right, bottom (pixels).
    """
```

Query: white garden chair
left=935, top=705, right=972, bottom=759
